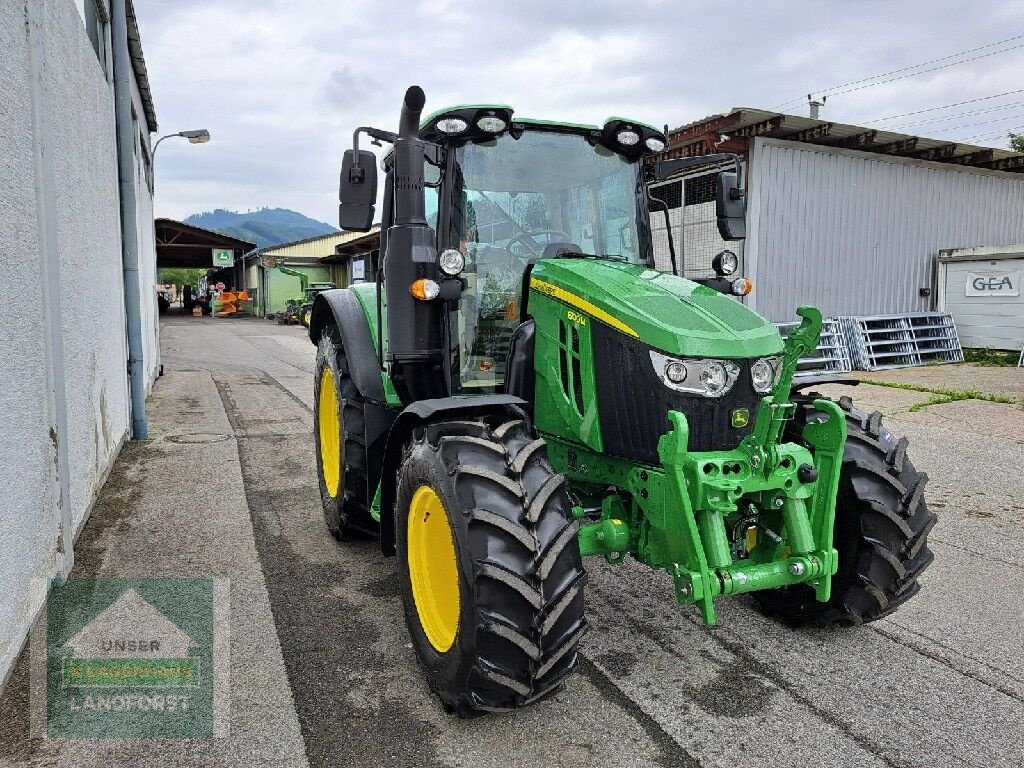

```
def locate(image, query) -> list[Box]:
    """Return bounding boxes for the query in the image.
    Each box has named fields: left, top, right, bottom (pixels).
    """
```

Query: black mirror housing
left=339, top=149, right=378, bottom=232
left=716, top=171, right=745, bottom=241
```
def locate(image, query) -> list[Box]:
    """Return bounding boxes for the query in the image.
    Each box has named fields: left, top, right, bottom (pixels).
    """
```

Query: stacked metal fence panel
left=775, top=318, right=853, bottom=376
left=837, top=313, right=964, bottom=371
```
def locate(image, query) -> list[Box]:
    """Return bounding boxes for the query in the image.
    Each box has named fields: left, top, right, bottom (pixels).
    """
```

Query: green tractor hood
left=529, top=259, right=783, bottom=359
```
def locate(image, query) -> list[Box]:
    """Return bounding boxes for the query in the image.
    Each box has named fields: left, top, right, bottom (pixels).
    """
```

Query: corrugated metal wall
left=745, top=137, right=1024, bottom=323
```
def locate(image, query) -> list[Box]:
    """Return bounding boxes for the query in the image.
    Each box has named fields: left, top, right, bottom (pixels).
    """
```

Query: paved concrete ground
left=2, top=317, right=1023, bottom=768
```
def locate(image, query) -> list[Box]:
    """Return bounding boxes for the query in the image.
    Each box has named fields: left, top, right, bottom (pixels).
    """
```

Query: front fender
left=378, top=395, right=529, bottom=555
left=309, top=288, right=384, bottom=404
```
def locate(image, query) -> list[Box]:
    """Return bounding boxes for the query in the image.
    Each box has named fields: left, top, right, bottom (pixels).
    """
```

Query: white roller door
left=938, top=246, right=1024, bottom=351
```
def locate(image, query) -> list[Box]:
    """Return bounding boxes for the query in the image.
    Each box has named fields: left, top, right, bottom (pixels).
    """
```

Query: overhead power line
left=863, top=88, right=1024, bottom=124
left=828, top=41, right=1024, bottom=98
left=877, top=99, right=1024, bottom=129
left=770, top=34, right=1024, bottom=111
left=910, top=111, right=1024, bottom=133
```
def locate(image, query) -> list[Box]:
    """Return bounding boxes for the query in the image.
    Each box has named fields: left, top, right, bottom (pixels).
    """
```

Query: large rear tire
left=313, top=327, right=376, bottom=538
left=754, top=395, right=936, bottom=626
left=395, top=416, right=588, bottom=715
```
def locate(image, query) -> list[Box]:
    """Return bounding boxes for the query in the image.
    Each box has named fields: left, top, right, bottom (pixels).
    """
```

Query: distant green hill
left=185, top=207, right=337, bottom=248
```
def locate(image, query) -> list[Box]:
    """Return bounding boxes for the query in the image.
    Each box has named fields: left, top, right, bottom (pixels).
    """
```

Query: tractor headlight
left=616, top=129, right=640, bottom=146
left=650, top=351, right=739, bottom=397
left=435, top=116, right=469, bottom=135
left=712, top=250, right=738, bottom=276
left=699, top=361, right=729, bottom=395
left=438, top=248, right=465, bottom=276
left=664, top=360, right=687, bottom=384
left=751, top=358, right=775, bottom=393
left=645, top=137, right=666, bottom=153
left=476, top=116, right=507, bottom=133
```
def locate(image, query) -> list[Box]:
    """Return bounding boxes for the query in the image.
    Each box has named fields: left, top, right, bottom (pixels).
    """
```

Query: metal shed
left=937, top=245, right=1024, bottom=352
left=654, top=108, right=1024, bottom=325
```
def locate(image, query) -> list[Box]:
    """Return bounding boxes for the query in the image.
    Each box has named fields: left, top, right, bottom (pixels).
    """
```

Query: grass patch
left=963, top=348, right=1020, bottom=367
left=864, top=380, right=1018, bottom=412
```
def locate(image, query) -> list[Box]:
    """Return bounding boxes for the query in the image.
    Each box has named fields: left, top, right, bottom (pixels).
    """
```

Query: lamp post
left=152, top=129, right=211, bottom=157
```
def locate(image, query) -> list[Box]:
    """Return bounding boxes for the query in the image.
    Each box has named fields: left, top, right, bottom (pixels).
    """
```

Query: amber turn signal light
left=410, top=278, right=440, bottom=301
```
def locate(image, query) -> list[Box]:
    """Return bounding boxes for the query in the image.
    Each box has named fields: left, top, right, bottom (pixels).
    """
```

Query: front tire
left=755, top=395, right=936, bottom=626
left=395, top=417, right=588, bottom=715
left=313, top=327, right=375, bottom=538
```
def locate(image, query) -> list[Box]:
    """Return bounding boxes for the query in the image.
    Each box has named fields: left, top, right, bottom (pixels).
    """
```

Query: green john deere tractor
left=308, top=86, right=935, bottom=716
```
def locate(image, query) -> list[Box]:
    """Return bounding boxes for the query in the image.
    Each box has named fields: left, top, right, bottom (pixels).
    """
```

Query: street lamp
left=153, top=129, right=211, bottom=156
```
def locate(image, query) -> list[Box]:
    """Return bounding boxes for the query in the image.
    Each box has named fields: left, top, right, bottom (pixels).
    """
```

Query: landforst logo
left=35, top=578, right=227, bottom=739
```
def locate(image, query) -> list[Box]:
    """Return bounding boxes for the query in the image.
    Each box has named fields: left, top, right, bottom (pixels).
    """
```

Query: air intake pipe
left=399, top=86, right=425, bottom=139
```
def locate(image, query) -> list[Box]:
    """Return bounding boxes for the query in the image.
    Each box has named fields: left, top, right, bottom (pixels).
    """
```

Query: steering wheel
left=505, top=229, right=573, bottom=258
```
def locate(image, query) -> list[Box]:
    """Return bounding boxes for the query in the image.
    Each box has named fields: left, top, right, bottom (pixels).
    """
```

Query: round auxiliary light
left=713, top=250, right=738, bottom=276
left=616, top=129, right=640, bottom=146
left=435, top=117, right=469, bottom=135
left=664, top=360, right=688, bottom=384
left=410, top=278, right=440, bottom=301
left=700, top=361, right=729, bottom=396
left=751, top=358, right=775, bottom=393
left=438, top=248, right=465, bottom=276
left=645, top=137, right=666, bottom=153
left=731, top=277, right=753, bottom=296
left=477, top=116, right=507, bottom=133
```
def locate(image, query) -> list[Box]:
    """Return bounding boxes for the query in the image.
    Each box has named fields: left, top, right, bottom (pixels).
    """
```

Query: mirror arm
left=350, top=127, right=400, bottom=181
left=655, top=152, right=743, bottom=190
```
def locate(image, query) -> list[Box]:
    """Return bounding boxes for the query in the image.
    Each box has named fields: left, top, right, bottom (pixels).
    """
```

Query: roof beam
left=908, top=143, right=958, bottom=161
left=817, top=130, right=877, bottom=149
left=731, top=116, right=785, bottom=137
left=979, top=155, right=1024, bottom=172
left=781, top=122, right=833, bottom=142
left=948, top=149, right=995, bottom=166
left=871, top=137, right=918, bottom=155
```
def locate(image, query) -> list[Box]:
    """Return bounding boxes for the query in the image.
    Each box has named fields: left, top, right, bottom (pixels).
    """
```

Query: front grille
left=591, top=322, right=761, bottom=465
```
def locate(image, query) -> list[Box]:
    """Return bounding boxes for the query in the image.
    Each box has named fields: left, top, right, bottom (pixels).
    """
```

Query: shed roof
left=663, top=107, right=1024, bottom=173
left=321, top=228, right=381, bottom=263
left=254, top=230, right=360, bottom=259
left=155, top=218, right=255, bottom=268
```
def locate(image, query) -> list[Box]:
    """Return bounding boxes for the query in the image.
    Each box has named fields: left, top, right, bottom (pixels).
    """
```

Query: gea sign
left=965, top=270, right=1020, bottom=297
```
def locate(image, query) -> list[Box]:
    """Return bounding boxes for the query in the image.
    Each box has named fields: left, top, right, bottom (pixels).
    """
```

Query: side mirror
left=716, top=171, right=746, bottom=240
left=339, top=149, right=377, bottom=232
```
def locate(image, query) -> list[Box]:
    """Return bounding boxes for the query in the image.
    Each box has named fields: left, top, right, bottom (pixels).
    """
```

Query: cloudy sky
left=136, top=0, right=1024, bottom=226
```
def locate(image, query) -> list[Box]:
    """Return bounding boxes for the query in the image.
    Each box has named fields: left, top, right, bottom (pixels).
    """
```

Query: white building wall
left=745, top=137, right=1024, bottom=323
left=0, top=0, right=155, bottom=688
left=0, top=0, right=62, bottom=686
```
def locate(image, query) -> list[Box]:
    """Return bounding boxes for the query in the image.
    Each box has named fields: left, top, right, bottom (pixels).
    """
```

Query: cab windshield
left=445, top=129, right=647, bottom=392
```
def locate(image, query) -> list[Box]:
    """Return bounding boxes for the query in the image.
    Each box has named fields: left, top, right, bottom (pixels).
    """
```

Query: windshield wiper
left=551, top=251, right=624, bottom=260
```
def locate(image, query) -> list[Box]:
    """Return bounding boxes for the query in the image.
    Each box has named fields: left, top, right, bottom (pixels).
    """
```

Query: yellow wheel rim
left=407, top=485, right=461, bottom=652
left=318, top=367, right=341, bottom=497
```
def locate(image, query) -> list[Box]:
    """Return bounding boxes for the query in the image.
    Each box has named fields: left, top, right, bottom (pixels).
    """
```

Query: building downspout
left=110, top=0, right=147, bottom=439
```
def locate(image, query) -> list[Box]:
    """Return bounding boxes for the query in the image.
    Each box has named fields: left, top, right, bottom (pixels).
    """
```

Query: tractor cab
left=424, top=122, right=654, bottom=392
left=337, top=95, right=745, bottom=403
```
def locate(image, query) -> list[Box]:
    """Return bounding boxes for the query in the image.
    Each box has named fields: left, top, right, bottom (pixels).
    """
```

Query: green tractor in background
left=273, top=262, right=334, bottom=326
left=308, top=87, right=935, bottom=716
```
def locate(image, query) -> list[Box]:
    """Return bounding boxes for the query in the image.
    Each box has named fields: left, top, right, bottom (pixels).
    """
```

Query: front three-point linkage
left=625, top=307, right=847, bottom=625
